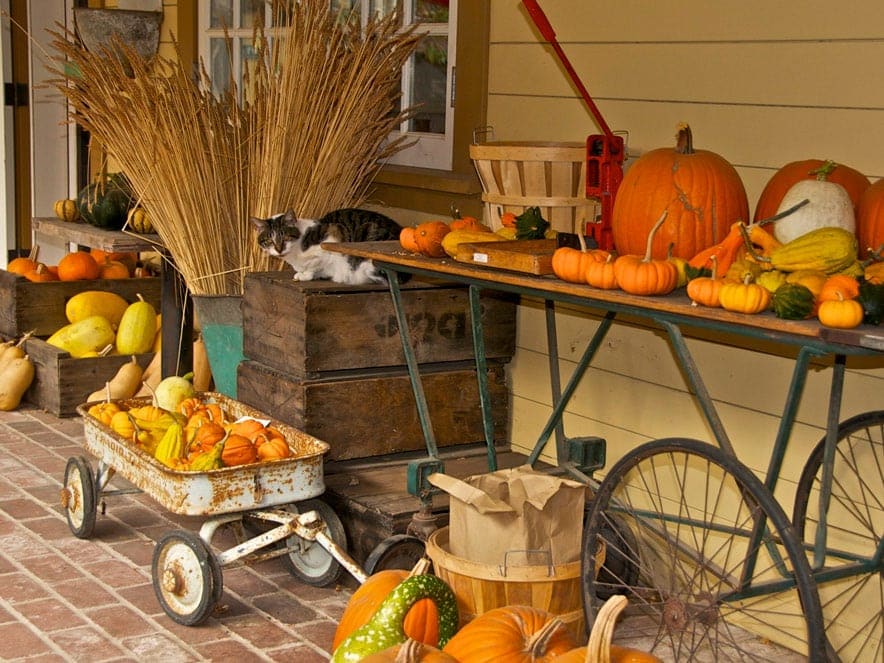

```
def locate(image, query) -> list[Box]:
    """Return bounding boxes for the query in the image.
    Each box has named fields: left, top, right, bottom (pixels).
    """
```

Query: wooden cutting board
left=455, top=239, right=557, bottom=275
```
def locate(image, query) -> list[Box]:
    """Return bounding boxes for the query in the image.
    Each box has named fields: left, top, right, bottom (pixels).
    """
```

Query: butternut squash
left=191, top=335, right=212, bottom=392
left=86, top=356, right=144, bottom=402
left=0, top=354, right=35, bottom=411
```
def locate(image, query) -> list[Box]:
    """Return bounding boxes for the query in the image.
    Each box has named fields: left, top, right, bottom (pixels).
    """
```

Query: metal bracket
left=567, top=436, right=606, bottom=474
left=406, top=458, right=445, bottom=498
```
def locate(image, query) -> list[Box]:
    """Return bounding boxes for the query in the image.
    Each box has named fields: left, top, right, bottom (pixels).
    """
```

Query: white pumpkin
left=773, top=178, right=855, bottom=244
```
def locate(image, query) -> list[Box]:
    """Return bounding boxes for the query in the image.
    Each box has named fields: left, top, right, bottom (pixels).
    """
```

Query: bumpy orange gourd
left=415, top=221, right=451, bottom=258
left=442, top=606, right=577, bottom=663
left=754, top=159, right=870, bottom=224
left=611, top=123, right=748, bottom=260
left=856, top=177, right=884, bottom=260
left=57, top=251, right=101, bottom=281
left=400, top=226, right=421, bottom=254
left=613, top=212, right=678, bottom=296
left=220, top=434, right=257, bottom=466
left=333, top=563, right=441, bottom=650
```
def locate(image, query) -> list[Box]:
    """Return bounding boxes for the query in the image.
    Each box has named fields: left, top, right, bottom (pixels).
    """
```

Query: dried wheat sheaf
left=48, top=1, right=419, bottom=296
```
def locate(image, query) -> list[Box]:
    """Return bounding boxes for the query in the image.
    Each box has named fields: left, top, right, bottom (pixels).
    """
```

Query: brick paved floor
left=0, top=405, right=354, bottom=662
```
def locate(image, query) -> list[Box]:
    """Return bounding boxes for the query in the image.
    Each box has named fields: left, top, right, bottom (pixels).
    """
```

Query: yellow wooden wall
left=486, top=0, right=884, bottom=510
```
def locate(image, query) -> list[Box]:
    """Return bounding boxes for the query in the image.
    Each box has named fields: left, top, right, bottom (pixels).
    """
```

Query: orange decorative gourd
left=333, top=560, right=441, bottom=650
left=612, top=123, right=749, bottom=260
left=585, top=253, right=618, bottom=290
left=57, top=251, right=100, bottom=281
left=856, top=178, right=884, bottom=260
left=255, top=435, right=291, bottom=461
left=818, top=274, right=860, bottom=303
left=754, top=159, right=870, bottom=224
left=400, top=226, right=421, bottom=254
left=188, top=421, right=227, bottom=454
left=442, top=605, right=577, bottom=663
left=227, top=418, right=266, bottom=439
left=415, top=221, right=451, bottom=258
left=450, top=215, right=486, bottom=232
left=613, top=212, right=679, bottom=296
left=220, top=434, right=257, bottom=467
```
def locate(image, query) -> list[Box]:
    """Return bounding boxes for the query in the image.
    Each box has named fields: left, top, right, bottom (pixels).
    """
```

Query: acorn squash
left=77, top=173, right=135, bottom=230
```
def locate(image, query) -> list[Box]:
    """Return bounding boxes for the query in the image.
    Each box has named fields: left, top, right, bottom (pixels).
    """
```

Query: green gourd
left=772, top=282, right=816, bottom=320
left=77, top=172, right=135, bottom=230
left=331, top=574, right=459, bottom=663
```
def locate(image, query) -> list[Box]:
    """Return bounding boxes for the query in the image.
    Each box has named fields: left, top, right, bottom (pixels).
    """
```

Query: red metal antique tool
left=522, top=0, right=623, bottom=250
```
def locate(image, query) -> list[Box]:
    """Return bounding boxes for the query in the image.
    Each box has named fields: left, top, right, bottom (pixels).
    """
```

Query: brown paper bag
left=428, top=465, right=587, bottom=567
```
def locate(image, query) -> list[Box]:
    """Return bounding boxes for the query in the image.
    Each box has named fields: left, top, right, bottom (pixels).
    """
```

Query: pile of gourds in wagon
left=401, top=126, right=884, bottom=331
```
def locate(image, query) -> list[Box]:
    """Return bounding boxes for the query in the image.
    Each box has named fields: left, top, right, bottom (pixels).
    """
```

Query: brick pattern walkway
left=0, top=405, right=353, bottom=662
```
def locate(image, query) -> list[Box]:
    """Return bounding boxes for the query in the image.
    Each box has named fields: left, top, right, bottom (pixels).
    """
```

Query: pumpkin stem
left=526, top=617, right=566, bottom=657
left=674, top=123, right=694, bottom=155
left=586, top=595, right=630, bottom=663
left=643, top=211, right=669, bottom=263
left=578, top=231, right=588, bottom=253
left=709, top=254, right=719, bottom=280
left=395, top=639, right=423, bottom=663
left=407, top=557, right=431, bottom=578
left=810, top=160, right=838, bottom=181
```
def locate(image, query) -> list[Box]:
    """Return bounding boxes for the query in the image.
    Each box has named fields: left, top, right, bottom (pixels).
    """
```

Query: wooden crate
left=241, top=272, right=516, bottom=378
left=23, top=338, right=154, bottom=417
left=0, top=270, right=161, bottom=338
left=236, top=359, right=509, bottom=462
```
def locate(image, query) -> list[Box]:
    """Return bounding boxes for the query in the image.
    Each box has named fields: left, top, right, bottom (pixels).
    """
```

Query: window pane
left=240, top=0, right=266, bottom=29
left=370, top=1, right=400, bottom=18
left=408, top=35, right=447, bottom=134
left=210, top=0, right=232, bottom=29
left=415, top=0, right=448, bottom=23
left=210, top=38, right=231, bottom=96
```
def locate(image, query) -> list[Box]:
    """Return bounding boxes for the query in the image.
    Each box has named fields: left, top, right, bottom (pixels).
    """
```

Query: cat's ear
left=283, top=209, right=298, bottom=222
left=250, top=216, right=267, bottom=232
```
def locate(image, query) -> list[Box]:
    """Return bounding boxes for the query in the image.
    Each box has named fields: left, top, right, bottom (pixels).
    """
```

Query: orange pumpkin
left=333, top=563, right=441, bottom=650
left=754, top=159, right=870, bottom=224
left=400, top=226, right=421, bottom=254
left=57, top=251, right=100, bottom=281
left=613, top=212, right=679, bottom=296
left=442, top=605, right=577, bottom=663
left=856, top=178, right=884, bottom=260
left=227, top=418, right=266, bottom=439
left=188, top=421, right=227, bottom=454
left=255, top=435, right=291, bottom=461
left=8, top=256, right=38, bottom=275
left=414, top=221, right=451, bottom=258
left=362, top=639, right=458, bottom=663
left=90, top=249, right=137, bottom=275
left=551, top=246, right=607, bottom=284
left=221, top=434, right=257, bottom=467
left=585, top=253, right=618, bottom=290
left=23, top=264, right=58, bottom=283
left=98, top=259, right=131, bottom=279
left=611, top=123, right=749, bottom=260
left=686, top=255, right=724, bottom=308
left=818, top=274, right=860, bottom=303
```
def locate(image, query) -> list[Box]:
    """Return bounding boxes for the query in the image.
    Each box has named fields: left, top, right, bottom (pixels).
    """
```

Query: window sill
left=371, top=165, right=485, bottom=217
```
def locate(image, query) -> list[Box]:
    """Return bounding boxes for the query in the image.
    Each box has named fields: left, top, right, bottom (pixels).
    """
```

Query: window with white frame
left=198, top=1, right=457, bottom=171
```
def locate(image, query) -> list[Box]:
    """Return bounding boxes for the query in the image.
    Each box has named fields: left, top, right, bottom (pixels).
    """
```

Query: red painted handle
left=522, top=0, right=556, bottom=42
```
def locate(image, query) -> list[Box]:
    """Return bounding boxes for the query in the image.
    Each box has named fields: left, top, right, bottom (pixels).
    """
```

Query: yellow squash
left=47, top=315, right=117, bottom=358
left=115, top=294, right=158, bottom=355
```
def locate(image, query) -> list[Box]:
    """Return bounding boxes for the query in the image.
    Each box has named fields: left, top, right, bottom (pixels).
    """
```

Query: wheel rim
left=583, top=438, right=826, bottom=662
left=792, top=411, right=884, bottom=662
left=281, top=499, right=346, bottom=586
left=152, top=531, right=216, bottom=626
left=364, top=535, right=426, bottom=575
left=62, top=457, right=96, bottom=539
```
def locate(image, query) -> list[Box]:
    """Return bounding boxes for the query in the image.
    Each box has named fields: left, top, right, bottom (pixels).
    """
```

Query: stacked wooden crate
left=237, top=271, right=517, bottom=462
left=0, top=270, right=160, bottom=416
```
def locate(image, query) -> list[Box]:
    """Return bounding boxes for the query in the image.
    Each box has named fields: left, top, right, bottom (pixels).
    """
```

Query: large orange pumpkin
left=442, top=605, right=577, bottom=663
left=333, top=564, right=440, bottom=650
left=753, top=159, right=870, bottom=223
left=856, top=178, right=884, bottom=259
left=611, top=123, right=748, bottom=261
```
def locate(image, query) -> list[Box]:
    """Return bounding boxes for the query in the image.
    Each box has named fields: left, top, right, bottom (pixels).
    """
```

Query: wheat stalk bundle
left=46, top=0, right=418, bottom=296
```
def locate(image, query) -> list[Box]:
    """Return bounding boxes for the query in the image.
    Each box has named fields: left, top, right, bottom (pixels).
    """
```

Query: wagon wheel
left=792, top=410, right=884, bottom=662
left=582, top=438, right=827, bottom=662
left=280, top=498, right=347, bottom=587
left=152, top=530, right=220, bottom=626
left=61, top=456, right=97, bottom=539
left=364, top=535, right=427, bottom=575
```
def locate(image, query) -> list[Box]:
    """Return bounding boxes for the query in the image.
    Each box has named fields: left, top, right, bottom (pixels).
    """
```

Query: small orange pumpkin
left=188, top=421, right=227, bottom=454
left=57, top=251, right=100, bottom=281
left=586, top=253, right=618, bottom=290
left=818, top=292, right=864, bottom=329
left=818, top=274, right=860, bottom=303
left=90, top=249, right=137, bottom=274
left=400, top=226, right=421, bottom=254
left=613, top=211, right=678, bottom=296
left=221, top=434, right=257, bottom=467
left=23, top=263, right=58, bottom=283
left=99, top=259, right=131, bottom=280
left=362, top=639, right=458, bottom=663
left=450, top=215, right=485, bottom=231
left=255, top=435, right=291, bottom=461
left=414, top=221, right=451, bottom=258
left=686, top=255, right=724, bottom=308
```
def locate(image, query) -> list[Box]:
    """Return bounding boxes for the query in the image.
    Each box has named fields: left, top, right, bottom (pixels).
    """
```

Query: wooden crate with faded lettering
left=241, top=272, right=516, bottom=378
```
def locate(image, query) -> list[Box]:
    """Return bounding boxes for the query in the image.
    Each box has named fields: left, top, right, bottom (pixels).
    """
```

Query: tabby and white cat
left=251, top=208, right=403, bottom=285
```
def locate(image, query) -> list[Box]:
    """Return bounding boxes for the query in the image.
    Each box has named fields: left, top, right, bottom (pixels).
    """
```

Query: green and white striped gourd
left=331, top=574, right=459, bottom=662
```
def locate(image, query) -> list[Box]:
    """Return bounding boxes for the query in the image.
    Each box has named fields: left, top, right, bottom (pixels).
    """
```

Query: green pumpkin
left=857, top=280, right=884, bottom=325
left=77, top=172, right=135, bottom=230
left=331, top=574, right=459, bottom=662
left=772, top=282, right=816, bottom=320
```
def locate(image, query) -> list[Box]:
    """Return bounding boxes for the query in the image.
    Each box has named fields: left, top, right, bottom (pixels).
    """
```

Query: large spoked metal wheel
left=280, top=499, right=347, bottom=587
left=61, top=456, right=97, bottom=539
left=582, top=438, right=827, bottom=662
left=152, top=530, right=221, bottom=626
left=792, top=410, right=884, bottom=663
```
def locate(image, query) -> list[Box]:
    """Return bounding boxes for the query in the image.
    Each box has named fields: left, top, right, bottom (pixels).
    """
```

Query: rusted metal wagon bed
left=61, top=393, right=366, bottom=626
